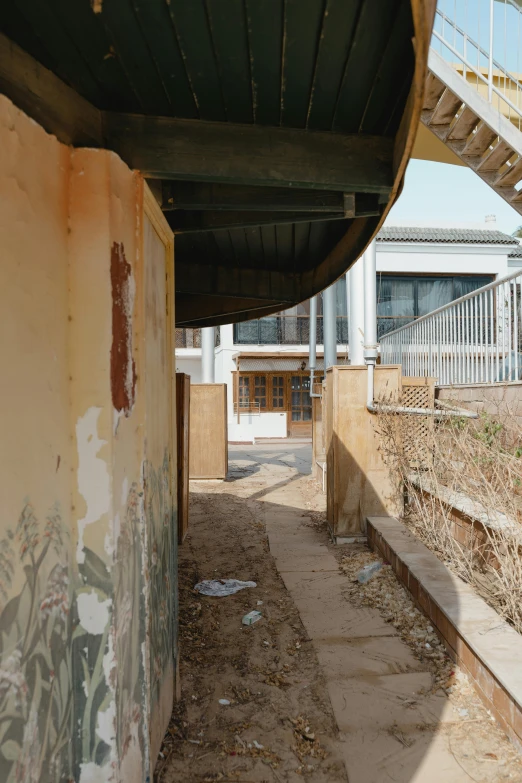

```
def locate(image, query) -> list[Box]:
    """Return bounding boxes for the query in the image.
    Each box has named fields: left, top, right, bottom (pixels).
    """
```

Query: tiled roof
left=508, top=244, right=522, bottom=258
left=377, top=226, right=518, bottom=246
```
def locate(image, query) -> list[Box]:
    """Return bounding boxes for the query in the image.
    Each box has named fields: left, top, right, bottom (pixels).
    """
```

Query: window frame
left=376, top=272, right=494, bottom=338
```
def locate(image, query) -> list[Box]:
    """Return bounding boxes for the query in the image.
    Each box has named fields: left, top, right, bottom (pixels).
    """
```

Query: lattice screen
left=402, top=378, right=435, bottom=469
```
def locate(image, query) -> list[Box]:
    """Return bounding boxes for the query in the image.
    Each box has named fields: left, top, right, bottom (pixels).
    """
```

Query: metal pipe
left=201, top=326, right=215, bottom=383
left=349, top=258, right=365, bottom=364
left=309, top=295, right=321, bottom=397
left=323, top=283, right=337, bottom=370
left=489, top=0, right=494, bottom=103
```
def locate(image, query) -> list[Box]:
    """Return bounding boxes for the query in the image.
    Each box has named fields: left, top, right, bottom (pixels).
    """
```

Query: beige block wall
left=0, top=95, right=176, bottom=783
left=437, top=384, right=522, bottom=428
left=326, top=366, right=402, bottom=538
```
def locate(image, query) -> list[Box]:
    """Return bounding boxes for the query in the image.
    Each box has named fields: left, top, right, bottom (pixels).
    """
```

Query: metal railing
left=175, top=327, right=220, bottom=349
left=380, top=269, right=522, bottom=385
left=433, top=0, right=522, bottom=130
left=233, top=315, right=349, bottom=346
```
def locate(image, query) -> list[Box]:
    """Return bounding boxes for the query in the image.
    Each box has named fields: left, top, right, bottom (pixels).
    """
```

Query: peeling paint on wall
left=77, top=590, right=112, bottom=634
left=110, top=242, right=136, bottom=417
left=79, top=761, right=113, bottom=783
left=76, top=407, right=111, bottom=564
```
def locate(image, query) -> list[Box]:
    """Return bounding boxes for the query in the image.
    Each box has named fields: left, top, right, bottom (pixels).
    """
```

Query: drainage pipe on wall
left=362, top=241, right=477, bottom=419
left=201, top=326, right=215, bottom=384
left=309, top=295, right=322, bottom=398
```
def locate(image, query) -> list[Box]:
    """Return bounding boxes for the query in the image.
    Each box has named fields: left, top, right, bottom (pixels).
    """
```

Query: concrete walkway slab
left=315, top=637, right=426, bottom=678
left=230, top=443, right=520, bottom=782
left=339, top=728, right=484, bottom=783
left=328, top=673, right=457, bottom=732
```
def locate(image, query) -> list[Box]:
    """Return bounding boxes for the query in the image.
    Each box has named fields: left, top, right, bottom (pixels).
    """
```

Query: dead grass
left=375, top=390, right=522, bottom=632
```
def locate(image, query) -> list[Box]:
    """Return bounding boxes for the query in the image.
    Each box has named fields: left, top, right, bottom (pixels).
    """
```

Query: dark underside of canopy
left=0, top=0, right=421, bottom=326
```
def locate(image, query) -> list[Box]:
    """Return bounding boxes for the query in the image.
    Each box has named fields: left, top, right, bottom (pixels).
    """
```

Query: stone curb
left=367, top=515, right=522, bottom=751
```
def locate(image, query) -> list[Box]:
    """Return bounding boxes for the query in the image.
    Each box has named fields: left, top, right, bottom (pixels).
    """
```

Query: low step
left=367, top=515, right=522, bottom=751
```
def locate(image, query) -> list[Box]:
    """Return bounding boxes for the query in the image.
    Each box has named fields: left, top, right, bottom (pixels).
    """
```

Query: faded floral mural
left=0, top=461, right=176, bottom=782
left=145, top=453, right=176, bottom=713
left=0, top=502, right=73, bottom=783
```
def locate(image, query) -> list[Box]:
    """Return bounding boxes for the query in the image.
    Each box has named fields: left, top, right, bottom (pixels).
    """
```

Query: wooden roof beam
left=175, top=261, right=299, bottom=305
left=161, top=182, right=349, bottom=212
left=0, top=31, right=393, bottom=197
left=166, top=210, right=350, bottom=234
left=105, top=113, right=394, bottom=195
left=0, top=31, right=102, bottom=147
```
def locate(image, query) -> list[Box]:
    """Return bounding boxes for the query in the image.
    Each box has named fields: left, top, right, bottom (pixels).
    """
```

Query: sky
left=386, top=159, right=522, bottom=235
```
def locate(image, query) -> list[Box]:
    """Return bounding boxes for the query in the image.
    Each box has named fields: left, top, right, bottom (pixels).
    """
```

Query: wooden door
left=271, top=375, right=285, bottom=411
left=189, top=384, right=228, bottom=478
left=288, top=373, right=312, bottom=437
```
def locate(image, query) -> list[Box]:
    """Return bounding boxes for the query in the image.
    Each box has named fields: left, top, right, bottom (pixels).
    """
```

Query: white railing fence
left=380, top=270, right=522, bottom=385
left=433, top=0, right=522, bottom=130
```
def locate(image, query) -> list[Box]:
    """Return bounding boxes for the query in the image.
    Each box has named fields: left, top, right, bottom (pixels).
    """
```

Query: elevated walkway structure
left=0, top=4, right=439, bottom=783
left=0, top=0, right=436, bottom=328
left=420, top=1, right=522, bottom=214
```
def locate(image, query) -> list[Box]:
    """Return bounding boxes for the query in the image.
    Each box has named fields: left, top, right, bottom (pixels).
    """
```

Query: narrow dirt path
left=155, top=445, right=347, bottom=783
left=156, top=444, right=522, bottom=783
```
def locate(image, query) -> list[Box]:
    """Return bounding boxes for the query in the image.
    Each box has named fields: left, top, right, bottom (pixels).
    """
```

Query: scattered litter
left=356, top=562, right=382, bottom=584
left=242, top=610, right=262, bottom=626
left=263, top=640, right=270, bottom=646
left=218, top=699, right=230, bottom=706
left=252, top=740, right=264, bottom=750
left=194, top=579, right=256, bottom=597
left=257, top=600, right=263, bottom=605
left=459, top=708, right=470, bottom=718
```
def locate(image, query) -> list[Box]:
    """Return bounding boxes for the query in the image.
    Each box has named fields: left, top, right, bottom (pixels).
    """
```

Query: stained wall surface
left=326, top=366, right=402, bottom=537
left=0, top=95, right=176, bottom=783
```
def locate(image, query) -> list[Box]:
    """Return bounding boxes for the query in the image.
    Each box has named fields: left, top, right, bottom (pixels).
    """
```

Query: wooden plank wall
left=176, top=373, right=190, bottom=543
left=189, top=384, right=228, bottom=479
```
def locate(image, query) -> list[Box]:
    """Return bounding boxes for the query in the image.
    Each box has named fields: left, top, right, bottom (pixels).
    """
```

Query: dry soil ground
left=155, top=444, right=522, bottom=783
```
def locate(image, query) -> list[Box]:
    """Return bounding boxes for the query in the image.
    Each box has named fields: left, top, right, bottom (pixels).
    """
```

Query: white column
left=201, top=326, right=215, bottom=383
left=363, top=240, right=378, bottom=353
left=323, top=283, right=337, bottom=369
left=349, top=257, right=365, bottom=365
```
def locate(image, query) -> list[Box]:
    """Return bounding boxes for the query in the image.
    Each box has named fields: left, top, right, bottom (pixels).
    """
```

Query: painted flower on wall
left=0, top=503, right=73, bottom=783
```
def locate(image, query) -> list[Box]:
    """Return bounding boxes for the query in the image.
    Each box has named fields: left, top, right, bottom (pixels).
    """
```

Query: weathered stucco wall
left=0, top=95, right=75, bottom=783
left=0, top=95, right=176, bottom=783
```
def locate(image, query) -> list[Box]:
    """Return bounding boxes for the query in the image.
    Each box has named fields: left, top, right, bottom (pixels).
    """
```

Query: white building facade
left=175, top=224, right=522, bottom=442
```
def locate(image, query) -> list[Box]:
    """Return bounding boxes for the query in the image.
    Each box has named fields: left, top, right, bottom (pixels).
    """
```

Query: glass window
left=272, top=376, right=284, bottom=408
left=377, top=275, right=492, bottom=338
left=238, top=376, right=250, bottom=407
left=253, top=375, right=267, bottom=409
left=290, top=375, right=312, bottom=422
left=417, top=278, right=453, bottom=316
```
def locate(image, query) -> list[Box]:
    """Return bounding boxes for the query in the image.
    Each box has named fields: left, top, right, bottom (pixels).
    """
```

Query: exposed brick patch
left=110, top=242, right=136, bottom=416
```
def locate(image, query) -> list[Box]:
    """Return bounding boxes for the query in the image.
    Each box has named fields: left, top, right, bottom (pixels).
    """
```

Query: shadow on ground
left=155, top=444, right=521, bottom=783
